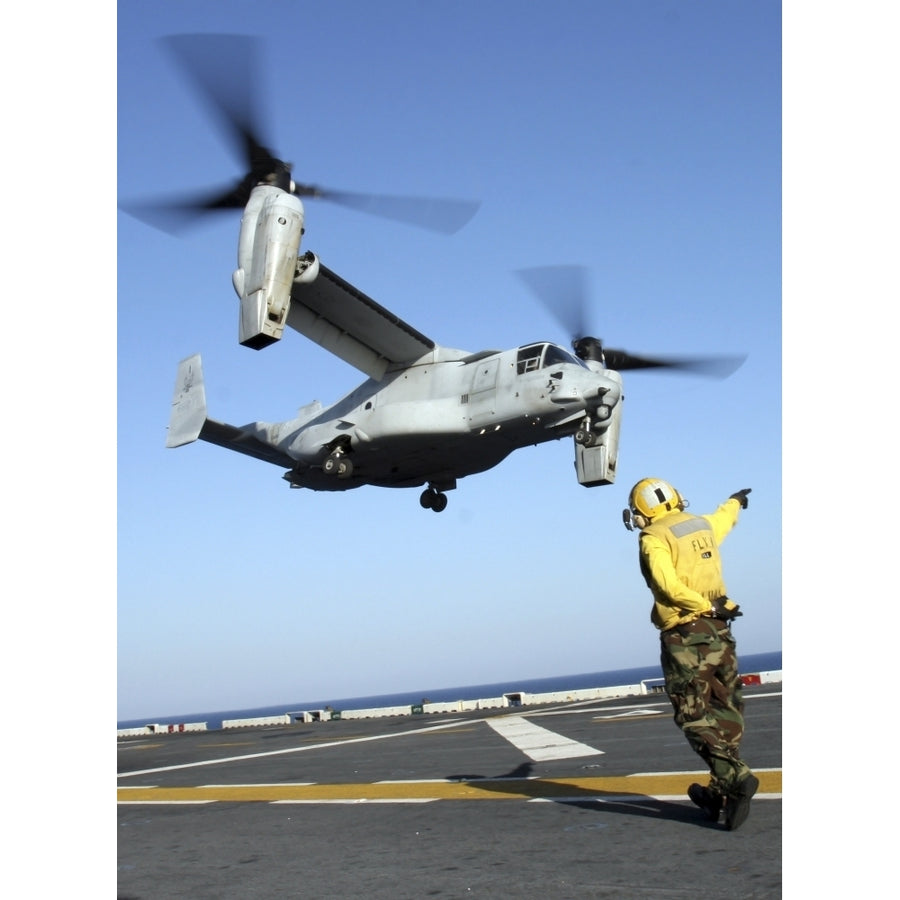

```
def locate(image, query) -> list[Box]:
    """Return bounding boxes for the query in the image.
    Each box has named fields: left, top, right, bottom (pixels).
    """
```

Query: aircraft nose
left=549, top=381, right=583, bottom=404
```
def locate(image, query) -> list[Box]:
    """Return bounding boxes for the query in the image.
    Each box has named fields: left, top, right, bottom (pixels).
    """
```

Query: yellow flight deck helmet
left=623, top=478, right=687, bottom=530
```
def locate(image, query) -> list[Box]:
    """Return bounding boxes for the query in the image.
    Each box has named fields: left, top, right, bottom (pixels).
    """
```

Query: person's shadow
left=444, top=761, right=720, bottom=829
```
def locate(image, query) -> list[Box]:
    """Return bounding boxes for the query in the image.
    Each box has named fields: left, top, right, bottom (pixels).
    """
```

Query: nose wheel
left=420, top=487, right=448, bottom=512
left=574, top=409, right=611, bottom=447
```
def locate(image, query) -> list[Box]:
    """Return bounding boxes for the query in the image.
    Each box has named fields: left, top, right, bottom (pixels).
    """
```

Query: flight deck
left=118, top=683, right=782, bottom=898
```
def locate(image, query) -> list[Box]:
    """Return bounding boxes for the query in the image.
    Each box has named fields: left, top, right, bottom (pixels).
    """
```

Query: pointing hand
left=729, top=488, right=751, bottom=509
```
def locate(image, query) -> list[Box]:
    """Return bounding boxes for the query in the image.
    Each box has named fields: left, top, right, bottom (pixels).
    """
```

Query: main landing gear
left=323, top=448, right=353, bottom=478
left=419, top=486, right=448, bottom=512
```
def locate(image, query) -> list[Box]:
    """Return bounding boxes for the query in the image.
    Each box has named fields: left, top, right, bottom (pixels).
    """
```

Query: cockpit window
left=543, top=343, right=585, bottom=368
left=516, top=343, right=586, bottom=374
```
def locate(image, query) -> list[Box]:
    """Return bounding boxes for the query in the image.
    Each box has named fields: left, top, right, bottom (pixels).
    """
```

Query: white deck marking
left=117, top=718, right=471, bottom=779
left=486, top=716, right=603, bottom=761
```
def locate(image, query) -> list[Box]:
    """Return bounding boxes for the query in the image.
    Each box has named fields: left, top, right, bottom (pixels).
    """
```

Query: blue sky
left=115, top=0, right=785, bottom=723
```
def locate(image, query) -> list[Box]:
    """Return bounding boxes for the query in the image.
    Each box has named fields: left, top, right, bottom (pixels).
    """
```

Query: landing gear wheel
left=420, top=488, right=448, bottom=512
left=323, top=451, right=351, bottom=477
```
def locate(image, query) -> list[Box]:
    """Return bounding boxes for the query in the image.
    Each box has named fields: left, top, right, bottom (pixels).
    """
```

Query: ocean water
left=118, top=649, right=781, bottom=732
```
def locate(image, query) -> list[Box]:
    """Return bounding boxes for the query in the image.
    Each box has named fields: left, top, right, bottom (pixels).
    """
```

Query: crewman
left=623, top=478, right=759, bottom=830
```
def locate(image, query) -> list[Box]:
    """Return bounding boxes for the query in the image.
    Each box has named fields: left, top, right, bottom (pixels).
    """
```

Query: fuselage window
left=516, top=344, right=544, bottom=375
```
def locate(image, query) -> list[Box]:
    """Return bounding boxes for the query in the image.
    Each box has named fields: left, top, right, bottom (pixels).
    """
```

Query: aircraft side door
left=465, top=357, right=500, bottom=428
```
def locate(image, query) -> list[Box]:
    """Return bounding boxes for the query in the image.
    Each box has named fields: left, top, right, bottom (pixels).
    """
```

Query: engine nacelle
left=574, top=371, right=623, bottom=487
left=232, top=185, right=306, bottom=350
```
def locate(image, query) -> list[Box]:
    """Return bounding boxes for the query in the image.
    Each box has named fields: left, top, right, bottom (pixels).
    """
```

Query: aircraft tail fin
left=166, top=354, right=209, bottom=448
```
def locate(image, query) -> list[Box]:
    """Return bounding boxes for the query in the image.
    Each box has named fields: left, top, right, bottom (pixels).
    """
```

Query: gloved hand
left=711, top=596, right=742, bottom=621
left=730, top=488, right=752, bottom=509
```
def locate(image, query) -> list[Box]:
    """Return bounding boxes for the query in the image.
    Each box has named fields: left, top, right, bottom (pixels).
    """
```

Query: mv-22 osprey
left=143, top=35, right=743, bottom=512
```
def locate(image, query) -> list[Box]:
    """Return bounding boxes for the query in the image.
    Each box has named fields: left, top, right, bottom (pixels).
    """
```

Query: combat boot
left=688, top=783, right=723, bottom=822
left=724, top=773, right=759, bottom=831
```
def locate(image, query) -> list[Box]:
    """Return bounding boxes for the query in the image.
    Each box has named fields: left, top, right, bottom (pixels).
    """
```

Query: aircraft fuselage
left=274, top=341, right=622, bottom=491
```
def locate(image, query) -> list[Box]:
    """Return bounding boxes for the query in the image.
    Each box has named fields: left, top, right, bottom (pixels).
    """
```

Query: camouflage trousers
left=660, top=617, right=751, bottom=796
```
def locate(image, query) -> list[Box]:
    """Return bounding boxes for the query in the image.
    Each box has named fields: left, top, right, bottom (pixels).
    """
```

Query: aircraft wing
left=287, top=263, right=435, bottom=380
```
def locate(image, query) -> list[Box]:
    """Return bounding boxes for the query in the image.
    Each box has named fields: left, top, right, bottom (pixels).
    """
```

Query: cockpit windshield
left=516, top=342, right=587, bottom=374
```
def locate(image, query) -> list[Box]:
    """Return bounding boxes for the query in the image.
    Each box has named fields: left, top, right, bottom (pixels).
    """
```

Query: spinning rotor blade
left=121, top=33, right=479, bottom=235
left=516, top=265, right=591, bottom=343
left=516, top=265, right=746, bottom=379
left=600, top=348, right=747, bottom=378
left=122, top=186, right=480, bottom=237
left=298, top=187, right=480, bottom=236
left=160, top=33, right=272, bottom=183
left=119, top=188, right=251, bottom=235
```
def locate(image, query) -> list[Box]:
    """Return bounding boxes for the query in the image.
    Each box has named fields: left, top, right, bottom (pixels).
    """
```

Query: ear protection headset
left=622, top=508, right=654, bottom=531
left=622, top=478, right=687, bottom=531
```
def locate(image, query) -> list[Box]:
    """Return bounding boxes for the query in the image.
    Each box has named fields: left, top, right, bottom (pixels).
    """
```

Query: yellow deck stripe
left=118, top=770, right=781, bottom=804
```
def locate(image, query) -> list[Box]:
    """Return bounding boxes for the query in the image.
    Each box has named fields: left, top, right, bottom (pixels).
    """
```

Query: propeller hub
left=573, top=336, right=605, bottom=365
